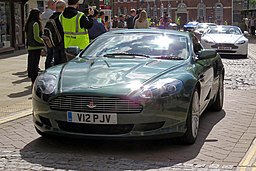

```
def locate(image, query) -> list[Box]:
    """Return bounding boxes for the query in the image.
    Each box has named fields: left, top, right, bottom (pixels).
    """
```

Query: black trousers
left=45, top=47, right=54, bottom=69
left=53, top=42, right=66, bottom=65
left=251, top=26, right=255, bottom=36
left=28, top=49, right=41, bottom=84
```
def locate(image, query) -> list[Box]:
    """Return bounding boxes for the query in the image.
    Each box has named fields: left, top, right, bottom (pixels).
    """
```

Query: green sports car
left=33, top=29, right=224, bottom=144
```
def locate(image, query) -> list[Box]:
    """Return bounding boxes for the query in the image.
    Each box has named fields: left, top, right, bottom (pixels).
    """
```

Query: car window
left=197, top=24, right=208, bottom=29
left=81, top=33, right=190, bottom=60
left=207, top=26, right=242, bottom=35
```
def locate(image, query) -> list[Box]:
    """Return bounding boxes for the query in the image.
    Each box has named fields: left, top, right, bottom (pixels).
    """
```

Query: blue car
left=184, top=21, right=198, bottom=32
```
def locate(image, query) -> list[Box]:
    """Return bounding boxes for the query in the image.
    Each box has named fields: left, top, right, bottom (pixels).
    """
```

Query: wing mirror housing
left=65, top=46, right=80, bottom=61
left=66, top=46, right=80, bottom=56
left=197, top=49, right=217, bottom=60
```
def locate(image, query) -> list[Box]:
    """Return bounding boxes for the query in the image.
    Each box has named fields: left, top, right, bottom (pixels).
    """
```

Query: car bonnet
left=58, top=58, right=186, bottom=95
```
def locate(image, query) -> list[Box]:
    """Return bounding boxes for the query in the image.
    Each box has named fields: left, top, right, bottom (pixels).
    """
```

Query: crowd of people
left=24, top=0, right=176, bottom=86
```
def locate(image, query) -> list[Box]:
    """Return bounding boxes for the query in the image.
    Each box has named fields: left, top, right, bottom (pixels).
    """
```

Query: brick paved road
left=0, top=89, right=255, bottom=170
left=0, top=40, right=256, bottom=170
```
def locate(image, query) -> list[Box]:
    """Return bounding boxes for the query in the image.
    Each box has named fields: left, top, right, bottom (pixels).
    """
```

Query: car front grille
left=212, top=43, right=238, bottom=49
left=57, top=121, right=134, bottom=134
left=49, top=95, right=143, bottom=114
left=216, top=50, right=237, bottom=53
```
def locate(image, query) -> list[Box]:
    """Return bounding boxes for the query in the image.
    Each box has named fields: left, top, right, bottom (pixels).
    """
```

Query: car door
left=198, top=60, right=214, bottom=110
left=192, top=35, right=214, bottom=112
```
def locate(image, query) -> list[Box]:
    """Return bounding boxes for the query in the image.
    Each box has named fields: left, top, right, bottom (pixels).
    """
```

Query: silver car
left=201, top=25, right=248, bottom=58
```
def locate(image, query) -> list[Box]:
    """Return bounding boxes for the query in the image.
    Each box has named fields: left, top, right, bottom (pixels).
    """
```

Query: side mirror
left=197, top=49, right=217, bottom=60
left=66, top=46, right=80, bottom=56
left=244, top=31, right=249, bottom=36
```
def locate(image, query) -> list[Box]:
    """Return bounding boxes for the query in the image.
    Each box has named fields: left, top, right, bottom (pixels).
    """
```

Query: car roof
left=107, top=29, right=191, bottom=38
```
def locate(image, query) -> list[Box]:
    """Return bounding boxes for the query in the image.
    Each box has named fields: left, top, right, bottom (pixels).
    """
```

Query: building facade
left=113, top=0, right=232, bottom=26
left=233, top=0, right=247, bottom=27
left=0, top=0, right=27, bottom=54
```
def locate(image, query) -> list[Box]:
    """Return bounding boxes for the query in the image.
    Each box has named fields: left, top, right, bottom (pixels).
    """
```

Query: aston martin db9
left=33, top=29, right=224, bottom=144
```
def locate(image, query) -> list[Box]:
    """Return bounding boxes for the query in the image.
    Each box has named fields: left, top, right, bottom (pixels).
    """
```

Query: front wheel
left=175, top=88, right=200, bottom=145
left=211, top=73, right=224, bottom=111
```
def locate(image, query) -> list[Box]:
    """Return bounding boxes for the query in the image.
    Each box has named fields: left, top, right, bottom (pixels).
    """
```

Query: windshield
left=197, top=23, right=216, bottom=29
left=81, top=33, right=189, bottom=60
left=207, top=26, right=242, bottom=35
left=197, top=24, right=209, bottom=29
left=186, top=22, right=198, bottom=26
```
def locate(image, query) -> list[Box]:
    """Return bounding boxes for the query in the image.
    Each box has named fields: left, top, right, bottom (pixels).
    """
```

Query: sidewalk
left=0, top=50, right=45, bottom=122
left=248, top=36, right=256, bottom=60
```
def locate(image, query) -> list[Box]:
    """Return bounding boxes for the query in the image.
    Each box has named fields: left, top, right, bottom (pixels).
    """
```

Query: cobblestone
left=222, top=57, right=256, bottom=90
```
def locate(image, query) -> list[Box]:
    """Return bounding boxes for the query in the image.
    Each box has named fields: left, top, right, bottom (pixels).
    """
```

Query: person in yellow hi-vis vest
left=175, top=16, right=181, bottom=31
left=59, top=0, right=94, bottom=60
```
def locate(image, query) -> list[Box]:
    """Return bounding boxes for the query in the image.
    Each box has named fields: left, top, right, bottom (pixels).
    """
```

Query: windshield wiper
left=155, top=56, right=185, bottom=60
left=103, top=52, right=150, bottom=58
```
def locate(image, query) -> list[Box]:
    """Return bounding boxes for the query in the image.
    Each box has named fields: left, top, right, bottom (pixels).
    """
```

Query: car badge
left=87, top=101, right=97, bottom=109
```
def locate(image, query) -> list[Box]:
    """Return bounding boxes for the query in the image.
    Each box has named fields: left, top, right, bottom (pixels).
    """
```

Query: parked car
left=33, top=29, right=224, bottom=144
left=194, top=23, right=217, bottom=34
left=194, top=23, right=217, bottom=40
left=183, top=21, right=198, bottom=32
left=168, top=23, right=177, bottom=30
left=201, top=25, right=248, bottom=58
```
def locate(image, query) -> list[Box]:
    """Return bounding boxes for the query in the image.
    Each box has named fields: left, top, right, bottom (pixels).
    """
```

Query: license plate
left=67, top=111, right=117, bottom=124
left=218, top=46, right=231, bottom=50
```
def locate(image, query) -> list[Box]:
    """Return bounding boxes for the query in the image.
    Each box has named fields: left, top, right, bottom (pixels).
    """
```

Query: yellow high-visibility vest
left=60, top=11, right=89, bottom=50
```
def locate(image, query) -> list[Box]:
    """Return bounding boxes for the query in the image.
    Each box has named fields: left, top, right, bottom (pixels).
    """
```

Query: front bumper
left=32, top=93, right=190, bottom=139
left=202, top=42, right=248, bottom=56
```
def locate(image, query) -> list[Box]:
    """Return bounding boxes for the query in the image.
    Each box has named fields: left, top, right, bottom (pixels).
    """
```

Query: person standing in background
left=176, top=16, right=181, bottom=31
left=161, top=12, right=171, bottom=29
left=134, top=10, right=149, bottom=29
left=60, top=0, right=94, bottom=60
left=249, top=16, right=255, bottom=36
left=88, top=9, right=107, bottom=41
left=24, top=8, right=45, bottom=86
left=118, top=14, right=125, bottom=28
left=112, top=16, right=118, bottom=28
left=41, top=0, right=56, bottom=69
left=133, top=8, right=142, bottom=25
left=104, top=15, right=110, bottom=31
left=49, top=0, right=67, bottom=65
left=126, top=9, right=136, bottom=29
left=99, top=11, right=105, bottom=25
left=41, top=0, right=56, bottom=29
left=244, top=18, right=249, bottom=31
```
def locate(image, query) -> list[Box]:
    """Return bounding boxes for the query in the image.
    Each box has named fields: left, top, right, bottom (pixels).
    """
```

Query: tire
left=174, top=88, right=200, bottom=145
left=241, top=54, right=247, bottom=59
left=211, top=73, right=224, bottom=111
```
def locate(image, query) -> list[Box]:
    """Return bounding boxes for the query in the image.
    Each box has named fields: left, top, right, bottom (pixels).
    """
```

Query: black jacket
left=50, top=12, right=64, bottom=39
left=27, top=21, right=45, bottom=47
left=126, top=16, right=135, bottom=29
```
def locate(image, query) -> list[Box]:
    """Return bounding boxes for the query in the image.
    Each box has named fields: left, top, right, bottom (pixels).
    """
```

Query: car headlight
left=34, top=73, right=57, bottom=96
left=140, top=78, right=183, bottom=99
left=236, top=39, right=246, bottom=44
left=203, top=39, right=214, bottom=44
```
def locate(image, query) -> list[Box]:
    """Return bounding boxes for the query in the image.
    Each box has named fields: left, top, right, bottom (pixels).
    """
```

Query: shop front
left=0, top=0, right=27, bottom=54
